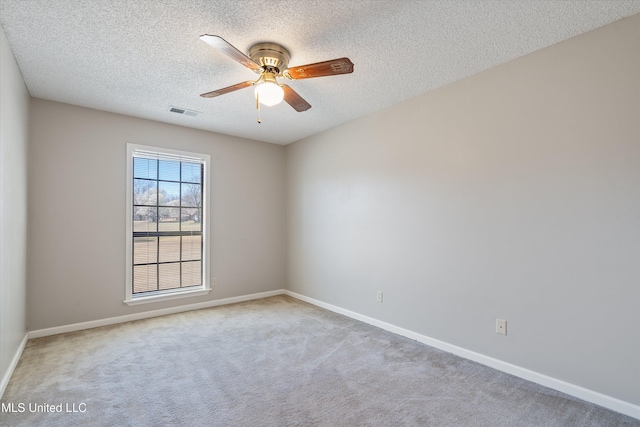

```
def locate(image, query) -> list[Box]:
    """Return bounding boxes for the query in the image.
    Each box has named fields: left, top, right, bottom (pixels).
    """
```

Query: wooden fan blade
left=281, top=85, right=311, bottom=112
left=285, top=58, right=354, bottom=80
left=200, top=35, right=262, bottom=74
left=200, top=81, right=255, bottom=98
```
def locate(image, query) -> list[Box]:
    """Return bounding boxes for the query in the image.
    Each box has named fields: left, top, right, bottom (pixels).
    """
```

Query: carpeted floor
left=1, top=295, right=638, bottom=426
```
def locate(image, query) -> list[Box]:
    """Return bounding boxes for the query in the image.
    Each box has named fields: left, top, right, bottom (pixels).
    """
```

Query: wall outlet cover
left=496, top=318, right=507, bottom=335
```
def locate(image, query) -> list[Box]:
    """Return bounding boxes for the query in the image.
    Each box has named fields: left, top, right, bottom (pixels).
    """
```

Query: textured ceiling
left=1, top=1, right=639, bottom=145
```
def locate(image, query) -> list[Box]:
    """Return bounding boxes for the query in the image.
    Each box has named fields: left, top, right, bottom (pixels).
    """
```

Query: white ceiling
left=1, top=1, right=639, bottom=145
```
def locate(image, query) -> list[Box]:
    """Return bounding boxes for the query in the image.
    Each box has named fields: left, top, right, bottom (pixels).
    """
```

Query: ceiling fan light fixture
left=254, top=80, right=284, bottom=106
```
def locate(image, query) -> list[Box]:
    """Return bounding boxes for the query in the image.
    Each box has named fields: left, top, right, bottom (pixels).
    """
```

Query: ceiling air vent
left=169, top=106, right=200, bottom=117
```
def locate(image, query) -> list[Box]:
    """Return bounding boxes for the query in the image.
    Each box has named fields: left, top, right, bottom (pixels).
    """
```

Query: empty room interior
left=1, top=1, right=639, bottom=425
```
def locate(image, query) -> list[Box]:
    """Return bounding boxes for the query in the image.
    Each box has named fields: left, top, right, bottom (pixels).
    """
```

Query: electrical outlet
left=376, top=291, right=383, bottom=303
left=496, top=319, right=507, bottom=335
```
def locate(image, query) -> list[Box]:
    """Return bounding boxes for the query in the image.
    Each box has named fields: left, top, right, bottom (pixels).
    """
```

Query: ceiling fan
left=199, top=35, right=354, bottom=119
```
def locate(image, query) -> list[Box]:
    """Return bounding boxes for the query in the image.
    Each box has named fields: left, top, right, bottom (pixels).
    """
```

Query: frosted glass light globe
left=255, top=82, right=284, bottom=106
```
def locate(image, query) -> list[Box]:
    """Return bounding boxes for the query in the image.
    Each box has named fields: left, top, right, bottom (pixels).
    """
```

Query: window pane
left=133, top=158, right=157, bottom=179
left=133, top=207, right=157, bottom=231
left=158, top=220, right=179, bottom=231
left=158, top=160, right=180, bottom=181
left=159, top=181, right=180, bottom=205
left=182, top=162, right=201, bottom=184
left=181, top=261, right=202, bottom=287
left=181, top=183, right=201, bottom=208
left=158, top=236, right=181, bottom=263
left=180, top=207, right=196, bottom=223
left=181, top=209, right=201, bottom=231
left=158, top=207, right=180, bottom=231
left=134, top=179, right=157, bottom=205
left=133, top=264, right=157, bottom=293
left=159, top=263, right=180, bottom=290
left=133, top=237, right=158, bottom=265
left=182, top=235, right=202, bottom=261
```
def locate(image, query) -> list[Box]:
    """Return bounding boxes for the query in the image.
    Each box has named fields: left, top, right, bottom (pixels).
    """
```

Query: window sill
left=124, top=287, right=211, bottom=306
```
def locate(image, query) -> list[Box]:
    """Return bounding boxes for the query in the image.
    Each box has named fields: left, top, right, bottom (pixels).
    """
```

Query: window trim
left=124, top=143, right=211, bottom=305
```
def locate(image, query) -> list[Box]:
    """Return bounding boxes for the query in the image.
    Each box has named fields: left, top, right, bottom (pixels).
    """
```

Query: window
left=125, top=144, right=211, bottom=305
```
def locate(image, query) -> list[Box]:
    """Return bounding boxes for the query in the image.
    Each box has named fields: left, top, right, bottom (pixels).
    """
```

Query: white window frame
left=125, top=143, right=211, bottom=305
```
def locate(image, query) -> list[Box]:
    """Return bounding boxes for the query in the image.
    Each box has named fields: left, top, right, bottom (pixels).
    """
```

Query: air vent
left=169, top=106, right=200, bottom=117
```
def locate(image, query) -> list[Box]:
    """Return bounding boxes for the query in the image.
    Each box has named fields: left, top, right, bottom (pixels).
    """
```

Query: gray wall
left=285, top=15, right=640, bottom=405
left=0, top=25, right=29, bottom=389
left=27, top=100, right=286, bottom=330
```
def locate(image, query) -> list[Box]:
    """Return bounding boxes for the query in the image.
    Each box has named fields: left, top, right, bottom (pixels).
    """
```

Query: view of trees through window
left=132, top=157, right=204, bottom=294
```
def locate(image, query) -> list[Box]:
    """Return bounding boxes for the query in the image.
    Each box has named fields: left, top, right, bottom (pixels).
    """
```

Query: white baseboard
left=284, top=290, right=640, bottom=421
left=0, top=332, right=28, bottom=399
left=28, top=289, right=285, bottom=339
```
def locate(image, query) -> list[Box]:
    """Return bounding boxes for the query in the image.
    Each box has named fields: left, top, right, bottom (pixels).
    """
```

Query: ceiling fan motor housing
left=249, top=43, right=290, bottom=73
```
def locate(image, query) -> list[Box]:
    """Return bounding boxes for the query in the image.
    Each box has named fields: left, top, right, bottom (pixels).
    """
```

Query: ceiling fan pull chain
left=256, top=93, right=262, bottom=124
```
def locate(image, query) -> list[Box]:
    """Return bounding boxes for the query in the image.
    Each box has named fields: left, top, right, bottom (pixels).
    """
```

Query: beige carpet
left=1, top=295, right=638, bottom=426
